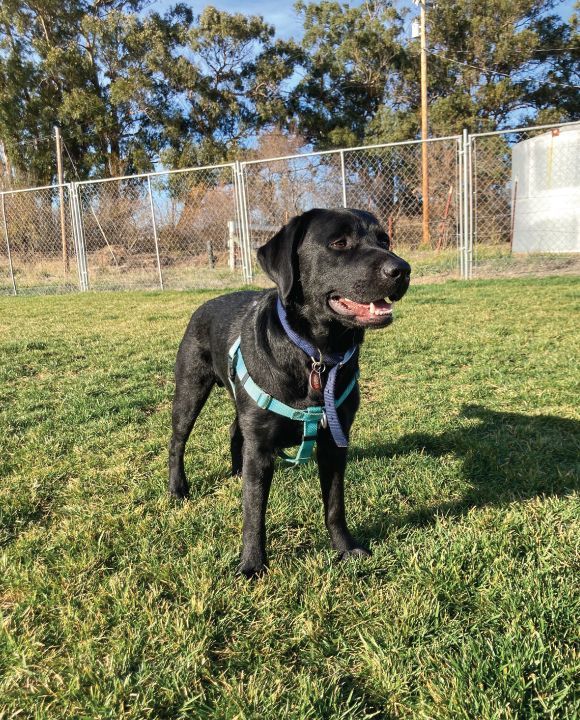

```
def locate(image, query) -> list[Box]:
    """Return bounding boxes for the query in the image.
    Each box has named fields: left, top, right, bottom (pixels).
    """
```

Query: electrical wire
left=62, top=139, right=83, bottom=180
left=425, top=48, right=580, bottom=90
left=447, top=47, right=577, bottom=54
left=6, top=134, right=54, bottom=147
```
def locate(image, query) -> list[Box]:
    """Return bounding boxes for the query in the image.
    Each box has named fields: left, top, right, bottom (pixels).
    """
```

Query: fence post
left=234, top=161, right=253, bottom=284
left=227, top=220, right=236, bottom=269
left=233, top=162, right=245, bottom=281
left=340, top=150, right=347, bottom=208
left=68, top=183, right=82, bottom=291
left=241, top=163, right=253, bottom=284
left=1, top=192, right=17, bottom=295
left=146, top=175, right=164, bottom=290
left=70, top=182, right=89, bottom=291
left=467, top=133, right=474, bottom=279
left=457, top=138, right=464, bottom=279
left=462, top=129, right=470, bottom=280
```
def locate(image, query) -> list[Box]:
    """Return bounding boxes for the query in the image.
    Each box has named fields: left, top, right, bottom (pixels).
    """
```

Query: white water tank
left=511, top=124, right=580, bottom=253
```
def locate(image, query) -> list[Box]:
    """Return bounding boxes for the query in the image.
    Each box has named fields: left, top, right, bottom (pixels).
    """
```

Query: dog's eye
left=377, top=234, right=390, bottom=249
left=330, top=238, right=348, bottom=250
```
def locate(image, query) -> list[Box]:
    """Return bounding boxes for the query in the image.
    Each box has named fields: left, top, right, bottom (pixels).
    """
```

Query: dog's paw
left=339, top=545, right=372, bottom=561
left=236, top=558, right=268, bottom=580
left=169, top=486, right=189, bottom=501
left=168, top=474, right=189, bottom=500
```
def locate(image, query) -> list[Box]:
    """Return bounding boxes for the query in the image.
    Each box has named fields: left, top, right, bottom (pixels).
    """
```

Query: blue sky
left=169, top=0, right=577, bottom=39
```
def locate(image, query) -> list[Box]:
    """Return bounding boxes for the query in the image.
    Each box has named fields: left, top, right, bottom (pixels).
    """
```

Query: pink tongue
left=341, top=297, right=391, bottom=314
left=371, top=299, right=391, bottom=311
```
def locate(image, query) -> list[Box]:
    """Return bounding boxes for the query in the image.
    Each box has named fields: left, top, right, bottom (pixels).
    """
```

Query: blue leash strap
left=276, top=298, right=358, bottom=448
left=227, top=337, right=358, bottom=466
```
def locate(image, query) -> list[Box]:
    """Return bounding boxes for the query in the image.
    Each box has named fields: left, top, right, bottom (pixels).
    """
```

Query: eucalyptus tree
left=292, top=0, right=579, bottom=147
left=156, top=6, right=300, bottom=168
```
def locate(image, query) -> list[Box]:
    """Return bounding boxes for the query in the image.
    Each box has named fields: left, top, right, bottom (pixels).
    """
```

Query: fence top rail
left=240, top=134, right=462, bottom=168
left=74, top=161, right=236, bottom=187
left=0, top=183, right=68, bottom=197
left=470, top=120, right=580, bottom=139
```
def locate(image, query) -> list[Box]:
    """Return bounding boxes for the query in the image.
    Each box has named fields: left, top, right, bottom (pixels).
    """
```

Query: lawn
left=0, top=276, right=578, bottom=719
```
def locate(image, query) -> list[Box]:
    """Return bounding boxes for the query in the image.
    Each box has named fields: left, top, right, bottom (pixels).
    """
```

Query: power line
left=4, top=134, right=54, bottom=147
left=425, top=48, right=580, bottom=90
left=62, top=139, right=82, bottom=180
left=529, top=47, right=579, bottom=53
left=450, top=47, right=577, bottom=54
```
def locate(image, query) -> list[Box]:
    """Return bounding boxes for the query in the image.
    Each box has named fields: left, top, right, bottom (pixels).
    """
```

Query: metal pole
left=68, top=183, right=83, bottom=291
left=419, top=0, right=430, bottom=247
left=54, top=126, right=69, bottom=273
left=1, top=193, right=17, bottom=295
left=72, top=183, right=89, bottom=291
left=467, top=134, right=474, bottom=279
left=235, top=162, right=253, bottom=284
left=228, top=220, right=236, bottom=269
left=71, top=184, right=83, bottom=290
left=233, top=163, right=245, bottom=280
left=147, top=175, right=164, bottom=290
left=509, top=179, right=518, bottom=253
left=340, top=150, right=347, bottom=208
left=241, top=165, right=253, bottom=284
left=457, top=138, right=464, bottom=279
left=462, top=129, right=470, bottom=280
left=233, top=162, right=245, bottom=281
left=79, top=189, right=89, bottom=290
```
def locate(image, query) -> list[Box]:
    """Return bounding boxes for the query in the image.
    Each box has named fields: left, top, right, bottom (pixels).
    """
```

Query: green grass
left=0, top=277, right=579, bottom=719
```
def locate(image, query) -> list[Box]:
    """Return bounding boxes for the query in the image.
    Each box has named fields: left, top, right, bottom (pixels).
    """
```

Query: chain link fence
left=469, top=123, right=580, bottom=279
left=0, top=184, right=79, bottom=295
left=242, top=150, right=344, bottom=249
left=345, top=137, right=461, bottom=281
left=1, top=122, right=578, bottom=295
left=242, top=136, right=462, bottom=283
left=75, top=164, right=241, bottom=291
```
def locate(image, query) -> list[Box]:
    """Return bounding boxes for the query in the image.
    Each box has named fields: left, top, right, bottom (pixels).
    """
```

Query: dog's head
left=257, top=208, right=411, bottom=329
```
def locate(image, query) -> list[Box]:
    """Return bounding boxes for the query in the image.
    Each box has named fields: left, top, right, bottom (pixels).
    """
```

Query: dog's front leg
left=317, top=430, right=371, bottom=559
left=237, top=444, right=274, bottom=579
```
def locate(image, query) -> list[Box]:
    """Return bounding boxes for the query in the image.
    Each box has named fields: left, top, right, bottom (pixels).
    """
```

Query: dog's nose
left=382, top=257, right=411, bottom=281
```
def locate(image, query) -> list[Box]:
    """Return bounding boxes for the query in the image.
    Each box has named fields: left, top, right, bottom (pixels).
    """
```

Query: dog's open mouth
left=328, top=295, right=394, bottom=326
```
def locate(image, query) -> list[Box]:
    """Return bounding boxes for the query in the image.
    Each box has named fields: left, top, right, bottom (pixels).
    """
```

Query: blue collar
left=228, top=337, right=358, bottom=466
left=276, top=297, right=358, bottom=447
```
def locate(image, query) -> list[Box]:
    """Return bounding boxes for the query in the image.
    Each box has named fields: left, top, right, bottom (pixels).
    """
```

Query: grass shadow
left=352, top=404, right=579, bottom=541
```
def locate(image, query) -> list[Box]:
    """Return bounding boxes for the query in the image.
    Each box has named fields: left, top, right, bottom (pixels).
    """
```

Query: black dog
left=169, top=208, right=411, bottom=577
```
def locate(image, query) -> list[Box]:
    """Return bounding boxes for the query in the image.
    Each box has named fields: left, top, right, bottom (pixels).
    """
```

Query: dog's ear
left=257, top=212, right=311, bottom=304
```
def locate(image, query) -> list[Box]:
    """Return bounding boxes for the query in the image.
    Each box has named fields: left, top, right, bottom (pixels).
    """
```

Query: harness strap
left=276, top=298, right=358, bottom=447
left=228, top=337, right=358, bottom=466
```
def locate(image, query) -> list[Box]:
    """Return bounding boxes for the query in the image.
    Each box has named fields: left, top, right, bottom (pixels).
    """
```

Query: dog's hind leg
left=168, top=344, right=215, bottom=499
left=230, top=416, right=244, bottom=477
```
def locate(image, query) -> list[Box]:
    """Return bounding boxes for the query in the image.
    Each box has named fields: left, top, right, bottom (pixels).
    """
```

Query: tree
left=0, top=0, right=577, bottom=185
left=293, top=0, right=579, bottom=148
left=0, top=2, right=299, bottom=183
left=157, top=6, right=299, bottom=168
left=292, top=0, right=407, bottom=148
left=0, top=0, right=183, bottom=183
left=423, top=0, right=580, bottom=134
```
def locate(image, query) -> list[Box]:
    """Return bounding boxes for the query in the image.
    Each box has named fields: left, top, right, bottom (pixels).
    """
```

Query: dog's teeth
left=369, top=302, right=376, bottom=315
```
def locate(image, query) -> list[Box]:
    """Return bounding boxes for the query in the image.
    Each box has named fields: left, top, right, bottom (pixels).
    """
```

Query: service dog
left=169, top=209, right=411, bottom=577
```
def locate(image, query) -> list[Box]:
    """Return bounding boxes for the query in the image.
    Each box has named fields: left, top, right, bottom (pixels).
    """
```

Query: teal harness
left=228, top=337, right=359, bottom=466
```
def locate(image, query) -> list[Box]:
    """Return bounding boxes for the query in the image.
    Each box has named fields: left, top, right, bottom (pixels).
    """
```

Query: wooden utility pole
left=54, top=126, right=69, bottom=272
left=419, top=0, right=430, bottom=246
